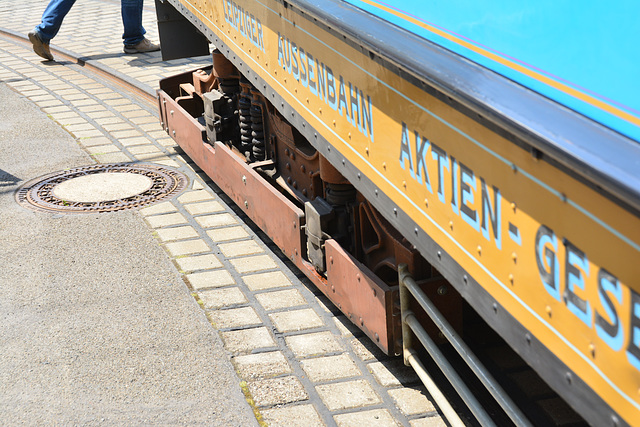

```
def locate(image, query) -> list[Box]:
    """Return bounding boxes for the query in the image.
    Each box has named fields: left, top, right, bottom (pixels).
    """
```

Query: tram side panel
left=155, top=0, right=640, bottom=425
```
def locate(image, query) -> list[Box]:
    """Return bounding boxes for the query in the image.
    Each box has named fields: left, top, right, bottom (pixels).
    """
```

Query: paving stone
left=37, top=99, right=64, bottom=108
left=86, top=144, right=120, bottom=154
left=218, top=240, right=264, bottom=258
left=409, top=416, right=447, bottom=427
left=127, top=145, right=161, bottom=155
left=104, top=98, right=131, bottom=107
left=195, top=213, right=238, bottom=228
left=316, top=296, right=339, bottom=314
left=316, top=379, right=381, bottom=411
left=368, top=359, right=420, bottom=387
left=269, top=308, right=324, bottom=333
left=232, top=351, right=291, bottom=380
left=153, top=159, right=181, bottom=168
left=350, top=336, right=387, bottom=362
left=209, top=306, right=261, bottom=329
left=139, top=122, right=164, bottom=132
left=187, top=269, right=235, bottom=290
left=198, top=287, right=247, bottom=309
left=57, top=116, right=88, bottom=125
left=206, top=226, right=250, bottom=242
left=135, top=152, right=172, bottom=163
left=102, top=123, right=134, bottom=132
left=387, top=387, right=435, bottom=416
left=261, top=404, right=324, bottom=427
left=139, top=201, right=177, bottom=216
left=165, top=239, right=209, bottom=257
left=231, top=255, right=278, bottom=274
left=45, top=110, right=76, bottom=122
left=129, top=114, right=158, bottom=124
left=242, top=271, right=291, bottom=291
left=333, top=316, right=362, bottom=337
left=122, top=109, right=149, bottom=118
left=111, top=127, right=143, bottom=137
left=93, top=152, right=131, bottom=163
left=221, top=327, right=275, bottom=353
left=86, top=111, right=115, bottom=119
left=71, top=98, right=99, bottom=106
left=175, top=254, right=223, bottom=272
left=334, top=409, right=398, bottom=427
left=300, top=354, right=361, bottom=382
left=248, top=376, right=308, bottom=407
left=178, top=189, right=215, bottom=203
left=155, top=225, right=198, bottom=242
left=171, top=153, right=193, bottom=164
left=77, top=137, right=112, bottom=149
left=30, top=95, right=57, bottom=103
left=184, top=200, right=225, bottom=215
left=155, top=135, right=176, bottom=145
left=119, top=136, right=152, bottom=146
left=114, top=104, right=140, bottom=113
left=145, top=212, right=187, bottom=228
left=255, top=289, right=306, bottom=311
left=285, top=331, right=343, bottom=358
left=43, top=106, right=73, bottom=114
left=94, top=117, right=125, bottom=126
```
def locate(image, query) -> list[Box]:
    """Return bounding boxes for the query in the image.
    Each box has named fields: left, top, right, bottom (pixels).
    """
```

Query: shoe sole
left=123, top=47, right=160, bottom=54
left=28, top=32, right=53, bottom=61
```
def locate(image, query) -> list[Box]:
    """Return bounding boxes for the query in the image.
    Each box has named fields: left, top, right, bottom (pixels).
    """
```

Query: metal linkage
left=398, top=264, right=532, bottom=427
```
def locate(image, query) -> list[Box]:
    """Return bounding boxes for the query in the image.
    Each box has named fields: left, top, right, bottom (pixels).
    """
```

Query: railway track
left=0, top=13, right=595, bottom=426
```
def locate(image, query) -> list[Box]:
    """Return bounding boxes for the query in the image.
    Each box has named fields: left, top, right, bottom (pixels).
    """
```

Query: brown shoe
left=123, top=38, right=160, bottom=54
left=28, top=31, right=53, bottom=61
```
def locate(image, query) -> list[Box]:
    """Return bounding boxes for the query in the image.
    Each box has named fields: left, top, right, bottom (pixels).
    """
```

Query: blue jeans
left=121, top=0, right=146, bottom=46
left=35, top=0, right=146, bottom=46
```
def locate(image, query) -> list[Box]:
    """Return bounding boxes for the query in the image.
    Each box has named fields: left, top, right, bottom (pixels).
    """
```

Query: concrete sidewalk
left=0, top=74, right=256, bottom=425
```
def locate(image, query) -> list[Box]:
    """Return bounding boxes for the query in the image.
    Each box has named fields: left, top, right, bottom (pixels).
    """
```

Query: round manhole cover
left=16, top=163, right=189, bottom=214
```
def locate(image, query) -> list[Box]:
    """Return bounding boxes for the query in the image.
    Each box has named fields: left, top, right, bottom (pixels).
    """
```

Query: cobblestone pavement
left=0, top=1, right=446, bottom=425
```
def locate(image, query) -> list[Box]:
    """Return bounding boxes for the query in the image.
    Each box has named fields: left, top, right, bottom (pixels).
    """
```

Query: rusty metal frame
left=159, top=88, right=305, bottom=259
left=158, top=83, right=400, bottom=355
left=324, top=239, right=399, bottom=354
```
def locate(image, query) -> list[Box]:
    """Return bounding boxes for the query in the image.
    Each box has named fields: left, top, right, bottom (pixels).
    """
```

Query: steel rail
left=399, top=264, right=533, bottom=427
left=0, top=29, right=157, bottom=109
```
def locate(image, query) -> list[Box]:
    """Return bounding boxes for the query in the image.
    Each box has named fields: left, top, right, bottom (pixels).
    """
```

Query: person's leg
left=35, top=0, right=77, bottom=42
left=121, top=0, right=160, bottom=53
left=121, top=0, right=145, bottom=46
left=29, top=0, right=76, bottom=60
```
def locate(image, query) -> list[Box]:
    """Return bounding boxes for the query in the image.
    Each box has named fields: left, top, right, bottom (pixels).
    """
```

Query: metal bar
left=399, top=264, right=532, bottom=427
left=399, top=264, right=492, bottom=426
left=405, top=348, right=466, bottom=427
left=404, top=311, right=496, bottom=427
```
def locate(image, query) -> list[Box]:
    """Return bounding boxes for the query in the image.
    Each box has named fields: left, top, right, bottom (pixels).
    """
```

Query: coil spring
left=325, top=183, right=356, bottom=205
left=238, top=80, right=253, bottom=156
left=218, top=77, right=239, bottom=96
left=251, top=95, right=266, bottom=161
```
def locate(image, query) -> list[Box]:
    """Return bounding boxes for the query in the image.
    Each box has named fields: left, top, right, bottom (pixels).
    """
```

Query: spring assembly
left=250, top=90, right=266, bottom=161
left=325, top=183, right=356, bottom=251
left=238, top=78, right=253, bottom=156
left=217, top=77, right=240, bottom=146
left=218, top=77, right=239, bottom=97
left=325, top=183, right=356, bottom=206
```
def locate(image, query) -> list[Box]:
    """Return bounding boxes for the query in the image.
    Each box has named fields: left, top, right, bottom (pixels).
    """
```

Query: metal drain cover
left=16, top=163, right=188, bottom=214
